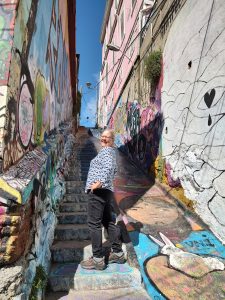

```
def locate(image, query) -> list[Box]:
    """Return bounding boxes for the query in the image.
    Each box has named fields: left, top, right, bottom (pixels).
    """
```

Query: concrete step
left=68, top=166, right=89, bottom=170
left=65, top=177, right=87, bottom=182
left=59, top=202, right=87, bottom=213
left=57, top=212, right=88, bottom=224
left=63, top=194, right=89, bottom=203
left=65, top=176, right=82, bottom=181
left=48, top=287, right=151, bottom=299
left=51, top=240, right=92, bottom=263
left=45, top=291, right=67, bottom=300
left=51, top=240, right=114, bottom=263
left=65, top=181, right=85, bottom=188
left=77, top=154, right=95, bottom=158
left=48, top=262, right=142, bottom=292
left=66, top=160, right=90, bottom=165
left=66, top=186, right=84, bottom=194
left=54, top=224, right=90, bottom=241
left=67, top=171, right=82, bottom=177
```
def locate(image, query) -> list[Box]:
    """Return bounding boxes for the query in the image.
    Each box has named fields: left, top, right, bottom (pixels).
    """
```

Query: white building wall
left=162, top=0, right=225, bottom=242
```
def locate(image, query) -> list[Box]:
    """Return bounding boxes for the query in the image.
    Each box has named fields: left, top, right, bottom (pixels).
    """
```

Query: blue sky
left=77, top=0, right=106, bottom=127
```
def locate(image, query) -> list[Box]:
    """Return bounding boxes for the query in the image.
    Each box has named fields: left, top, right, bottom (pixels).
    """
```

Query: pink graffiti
left=165, top=162, right=181, bottom=187
left=18, top=80, right=33, bottom=148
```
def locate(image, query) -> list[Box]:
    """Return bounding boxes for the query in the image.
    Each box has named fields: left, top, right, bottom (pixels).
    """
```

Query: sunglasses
left=101, top=135, right=113, bottom=139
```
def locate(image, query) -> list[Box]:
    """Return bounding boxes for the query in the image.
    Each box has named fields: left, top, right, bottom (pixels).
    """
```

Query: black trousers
left=87, top=188, right=122, bottom=258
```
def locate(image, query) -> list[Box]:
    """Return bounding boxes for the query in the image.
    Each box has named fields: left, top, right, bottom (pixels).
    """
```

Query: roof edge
left=100, top=0, right=113, bottom=44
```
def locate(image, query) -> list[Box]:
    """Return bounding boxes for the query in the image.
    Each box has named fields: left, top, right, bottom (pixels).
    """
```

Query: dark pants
left=87, top=188, right=122, bottom=258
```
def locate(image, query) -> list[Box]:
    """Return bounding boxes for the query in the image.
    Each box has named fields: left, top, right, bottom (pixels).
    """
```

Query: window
left=118, top=68, right=122, bottom=86
left=120, top=10, right=124, bottom=41
left=115, top=0, right=118, bottom=10
left=109, top=12, right=112, bottom=33
left=129, top=41, right=135, bottom=59
left=105, top=63, right=108, bottom=86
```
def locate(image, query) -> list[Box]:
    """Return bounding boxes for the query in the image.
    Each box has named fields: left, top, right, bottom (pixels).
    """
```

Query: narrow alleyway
left=46, top=128, right=150, bottom=300
left=46, top=127, right=225, bottom=299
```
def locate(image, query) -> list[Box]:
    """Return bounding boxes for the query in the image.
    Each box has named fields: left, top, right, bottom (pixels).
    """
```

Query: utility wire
left=106, top=0, right=176, bottom=124
left=84, top=0, right=167, bottom=94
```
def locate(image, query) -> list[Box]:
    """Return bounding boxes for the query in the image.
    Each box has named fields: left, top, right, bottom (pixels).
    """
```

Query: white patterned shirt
left=85, top=147, right=117, bottom=192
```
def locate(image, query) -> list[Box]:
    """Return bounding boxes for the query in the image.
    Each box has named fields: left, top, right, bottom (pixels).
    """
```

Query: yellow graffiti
left=34, top=71, right=50, bottom=144
left=0, top=178, right=22, bottom=204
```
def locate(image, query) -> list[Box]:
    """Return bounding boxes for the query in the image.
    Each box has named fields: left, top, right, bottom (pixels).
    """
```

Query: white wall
left=162, top=0, right=225, bottom=242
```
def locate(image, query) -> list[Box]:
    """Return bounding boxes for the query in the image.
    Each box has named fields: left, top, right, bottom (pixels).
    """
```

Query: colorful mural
left=0, top=123, right=71, bottom=265
left=109, top=73, right=164, bottom=180
left=162, top=0, right=225, bottom=242
left=114, top=149, right=225, bottom=300
left=107, top=0, right=225, bottom=244
left=0, top=0, right=76, bottom=286
left=1, top=0, right=73, bottom=171
left=0, top=1, right=18, bottom=159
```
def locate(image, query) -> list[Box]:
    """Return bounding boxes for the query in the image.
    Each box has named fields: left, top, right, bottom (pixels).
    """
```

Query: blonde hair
left=102, top=129, right=115, bottom=140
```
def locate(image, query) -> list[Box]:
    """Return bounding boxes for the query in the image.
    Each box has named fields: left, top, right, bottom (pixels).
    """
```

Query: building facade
left=98, top=0, right=225, bottom=245
left=98, top=0, right=154, bottom=128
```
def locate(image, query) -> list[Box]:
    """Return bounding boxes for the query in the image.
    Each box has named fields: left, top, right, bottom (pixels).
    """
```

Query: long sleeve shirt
left=85, top=146, right=117, bottom=192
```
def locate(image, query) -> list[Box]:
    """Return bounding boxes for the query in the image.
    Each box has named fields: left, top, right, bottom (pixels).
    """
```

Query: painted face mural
left=18, top=74, right=33, bottom=148
left=162, top=0, right=225, bottom=241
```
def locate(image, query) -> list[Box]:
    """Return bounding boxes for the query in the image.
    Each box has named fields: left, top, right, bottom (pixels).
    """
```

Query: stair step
left=57, top=212, right=88, bottom=224
left=67, top=160, right=90, bottom=164
left=66, top=187, right=84, bottom=194
left=51, top=240, right=92, bottom=263
left=51, top=240, right=114, bottom=263
left=59, top=202, right=87, bottom=212
left=65, top=177, right=87, bottom=182
left=54, top=224, right=90, bottom=241
left=48, top=262, right=142, bottom=292
left=65, top=176, right=82, bottom=181
left=64, top=194, right=89, bottom=203
left=48, top=287, right=151, bottom=300
left=65, top=181, right=85, bottom=188
left=45, top=291, right=67, bottom=300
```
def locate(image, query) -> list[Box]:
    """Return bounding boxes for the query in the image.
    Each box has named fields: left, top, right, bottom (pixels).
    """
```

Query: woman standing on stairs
left=81, top=129, right=126, bottom=270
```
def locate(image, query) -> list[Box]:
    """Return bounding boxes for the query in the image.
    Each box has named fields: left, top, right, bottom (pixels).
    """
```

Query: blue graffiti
left=180, top=230, right=225, bottom=258
left=129, top=231, right=166, bottom=300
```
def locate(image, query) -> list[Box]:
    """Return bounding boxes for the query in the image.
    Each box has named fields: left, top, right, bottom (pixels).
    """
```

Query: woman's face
left=100, top=131, right=114, bottom=147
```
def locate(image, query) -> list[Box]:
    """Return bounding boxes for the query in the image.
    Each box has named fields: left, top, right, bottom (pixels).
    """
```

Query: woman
left=80, top=129, right=125, bottom=270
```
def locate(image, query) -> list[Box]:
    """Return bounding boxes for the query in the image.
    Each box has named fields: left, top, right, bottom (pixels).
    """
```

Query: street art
left=0, top=87, right=8, bottom=159
left=0, top=1, right=18, bottom=159
left=0, top=1, right=17, bottom=85
left=114, top=151, right=225, bottom=300
left=18, top=73, right=34, bottom=148
left=0, top=0, right=73, bottom=171
left=34, top=72, right=50, bottom=144
left=0, top=122, right=71, bottom=265
left=0, top=0, right=75, bottom=271
left=110, top=91, right=163, bottom=177
left=161, top=0, right=225, bottom=242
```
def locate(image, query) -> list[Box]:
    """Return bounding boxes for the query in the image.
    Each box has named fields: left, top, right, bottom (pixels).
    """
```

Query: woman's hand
left=91, top=181, right=102, bottom=192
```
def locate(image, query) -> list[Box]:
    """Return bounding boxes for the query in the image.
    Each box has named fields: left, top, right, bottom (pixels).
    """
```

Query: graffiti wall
left=0, top=1, right=18, bottom=160
left=114, top=144, right=225, bottom=300
left=0, top=0, right=76, bottom=298
left=109, top=75, right=163, bottom=179
left=0, top=0, right=74, bottom=171
left=162, top=0, right=225, bottom=242
left=108, top=0, right=225, bottom=243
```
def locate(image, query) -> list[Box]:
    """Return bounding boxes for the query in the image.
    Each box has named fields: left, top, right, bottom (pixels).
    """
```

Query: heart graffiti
left=204, top=88, right=215, bottom=126
left=204, top=89, right=215, bottom=108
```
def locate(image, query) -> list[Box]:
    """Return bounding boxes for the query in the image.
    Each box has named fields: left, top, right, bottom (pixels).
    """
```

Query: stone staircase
left=45, top=131, right=150, bottom=300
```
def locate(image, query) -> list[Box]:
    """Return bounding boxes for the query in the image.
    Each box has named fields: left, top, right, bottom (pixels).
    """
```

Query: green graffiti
left=34, top=72, right=46, bottom=144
